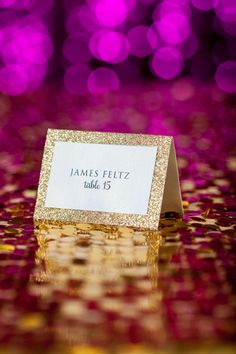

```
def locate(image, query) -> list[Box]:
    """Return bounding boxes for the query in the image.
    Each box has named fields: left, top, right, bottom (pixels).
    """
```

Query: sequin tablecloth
left=0, top=80, right=236, bottom=354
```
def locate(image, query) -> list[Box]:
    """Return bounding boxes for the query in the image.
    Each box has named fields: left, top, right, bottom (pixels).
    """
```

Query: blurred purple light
left=156, top=12, right=191, bottom=45
left=0, top=64, right=28, bottom=95
left=127, top=26, right=153, bottom=57
left=0, top=14, right=53, bottom=94
left=90, top=30, right=129, bottom=64
left=147, top=25, right=158, bottom=50
left=0, top=0, right=235, bottom=96
left=2, top=23, right=53, bottom=65
left=94, top=0, right=128, bottom=28
left=138, top=0, right=157, bottom=4
left=0, top=9, right=18, bottom=27
left=22, top=0, right=54, bottom=15
left=216, top=0, right=236, bottom=23
left=0, top=30, right=3, bottom=49
left=125, top=0, right=137, bottom=11
left=88, top=67, right=119, bottom=94
left=166, top=0, right=190, bottom=5
left=98, top=31, right=129, bottom=63
left=26, top=62, right=47, bottom=90
left=191, top=0, right=219, bottom=11
left=63, top=33, right=91, bottom=63
left=64, top=64, right=91, bottom=95
left=0, top=0, right=16, bottom=7
left=179, top=32, right=199, bottom=59
left=128, top=1, right=149, bottom=22
left=171, top=78, right=195, bottom=101
left=221, top=20, right=236, bottom=37
left=150, top=47, right=184, bottom=80
left=215, top=60, right=236, bottom=93
left=154, top=1, right=192, bottom=21
left=75, top=4, right=99, bottom=33
left=97, top=32, right=121, bottom=62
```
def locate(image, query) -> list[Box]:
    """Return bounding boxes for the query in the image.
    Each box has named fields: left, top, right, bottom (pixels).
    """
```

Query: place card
left=34, top=129, right=183, bottom=229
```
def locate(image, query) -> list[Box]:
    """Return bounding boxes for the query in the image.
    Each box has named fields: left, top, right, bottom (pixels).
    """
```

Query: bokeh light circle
left=171, top=78, right=195, bottom=101
left=88, top=67, right=119, bottom=94
left=156, top=12, right=191, bottom=46
left=2, top=25, right=53, bottom=65
left=90, top=30, right=129, bottom=64
left=154, top=1, right=192, bottom=21
left=215, top=60, right=236, bottom=93
left=150, top=47, right=184, bottom=80
left=0, top=15, right=53, bottom=95
left=95, top=0, right=128, bottom=28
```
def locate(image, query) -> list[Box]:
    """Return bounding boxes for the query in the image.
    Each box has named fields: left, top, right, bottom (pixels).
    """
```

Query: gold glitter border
left=34, top=129, right=172, bottom=230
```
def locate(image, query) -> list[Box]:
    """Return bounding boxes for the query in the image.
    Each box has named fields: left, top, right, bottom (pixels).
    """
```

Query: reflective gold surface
left=0, top=81, right=235, bottom=353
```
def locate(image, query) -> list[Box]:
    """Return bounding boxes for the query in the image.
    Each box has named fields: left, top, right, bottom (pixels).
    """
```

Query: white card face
left=45, top=142, right=158, bottom=215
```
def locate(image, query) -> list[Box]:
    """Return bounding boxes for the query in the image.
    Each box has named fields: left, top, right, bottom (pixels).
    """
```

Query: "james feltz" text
left=70, top=168, right=130, bottom=180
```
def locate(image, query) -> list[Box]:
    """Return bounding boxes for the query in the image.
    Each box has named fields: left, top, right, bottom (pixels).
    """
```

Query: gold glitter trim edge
left=34, top=129, right=172, bottom=230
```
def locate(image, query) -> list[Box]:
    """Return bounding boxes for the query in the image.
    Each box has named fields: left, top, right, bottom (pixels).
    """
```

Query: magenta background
left=0, top=0, right=236, bottom=95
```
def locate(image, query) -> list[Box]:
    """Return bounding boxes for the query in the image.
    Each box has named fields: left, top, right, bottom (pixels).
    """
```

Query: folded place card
left=34, top=129, right=183, bottom=229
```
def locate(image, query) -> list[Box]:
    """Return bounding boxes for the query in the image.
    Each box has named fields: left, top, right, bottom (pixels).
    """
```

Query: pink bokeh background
left=0, top=0, right=235, bottom=96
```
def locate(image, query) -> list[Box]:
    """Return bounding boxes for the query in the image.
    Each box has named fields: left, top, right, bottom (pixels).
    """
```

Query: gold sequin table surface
left=0, top=80, right=235, bottom=354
